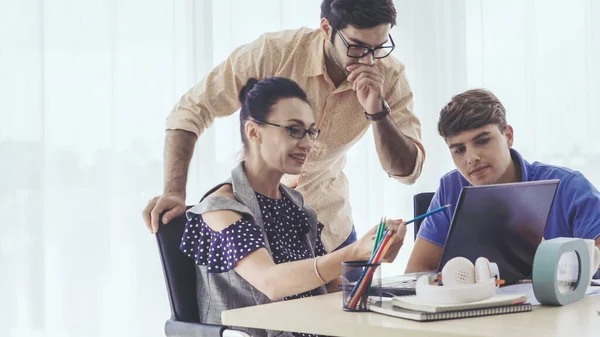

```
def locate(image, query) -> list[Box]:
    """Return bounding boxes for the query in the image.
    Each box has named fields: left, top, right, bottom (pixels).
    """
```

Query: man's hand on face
left=346, top=64, right=385, bottom=115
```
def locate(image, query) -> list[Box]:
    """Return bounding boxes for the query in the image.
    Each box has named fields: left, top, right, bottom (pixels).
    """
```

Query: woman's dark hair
left=238, top=77, right=309, bottom=147
left=320, top=0, right=397, bottom=43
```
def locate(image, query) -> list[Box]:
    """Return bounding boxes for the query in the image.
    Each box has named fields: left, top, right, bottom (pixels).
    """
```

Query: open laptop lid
left=437, top=179, right=560, bottom=284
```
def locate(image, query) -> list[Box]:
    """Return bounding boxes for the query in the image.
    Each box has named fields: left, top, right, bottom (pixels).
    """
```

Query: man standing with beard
left=143, top=0, right=425, bottom=253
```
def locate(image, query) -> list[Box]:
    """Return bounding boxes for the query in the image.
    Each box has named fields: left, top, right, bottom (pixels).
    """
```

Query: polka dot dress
left=180, top=192, right=328, bottom=337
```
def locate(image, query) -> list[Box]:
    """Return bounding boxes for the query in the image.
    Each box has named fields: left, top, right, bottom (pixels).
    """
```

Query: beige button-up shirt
left=166, top=28, right=425, bottom=251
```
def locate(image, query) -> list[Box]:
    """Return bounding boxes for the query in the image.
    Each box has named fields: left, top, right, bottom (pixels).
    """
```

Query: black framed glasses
left=337, top=31, right=395, bottom=59
left=251, top=119, right=321, bottom=140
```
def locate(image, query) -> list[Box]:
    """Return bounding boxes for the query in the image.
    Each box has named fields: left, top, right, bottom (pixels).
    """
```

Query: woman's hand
left=350, top=225, right=380, bottom=261
left=350, top=219, right=407, bottom=262
left=379, top=219, right=407, bottom=262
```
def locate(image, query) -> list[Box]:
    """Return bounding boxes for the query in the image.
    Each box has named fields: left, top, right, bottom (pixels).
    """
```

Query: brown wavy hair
left=438, top=89, right=508, bottom=139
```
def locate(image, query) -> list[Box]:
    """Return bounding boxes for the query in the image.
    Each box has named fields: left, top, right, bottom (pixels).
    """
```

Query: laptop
left=372, top=179, right=560, bottom=297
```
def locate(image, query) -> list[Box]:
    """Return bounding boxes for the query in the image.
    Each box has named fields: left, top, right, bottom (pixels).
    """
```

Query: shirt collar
left=229, top=161, right=321, bottom=256
left=303, top=32, right=327, bottom=77
left=230, top=161, right=306, bottom=211
left=510, top=148, right=531, bottom=182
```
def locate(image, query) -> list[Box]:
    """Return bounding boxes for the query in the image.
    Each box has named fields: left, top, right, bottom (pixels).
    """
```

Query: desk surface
left=222, top=292, right=600, bottom=337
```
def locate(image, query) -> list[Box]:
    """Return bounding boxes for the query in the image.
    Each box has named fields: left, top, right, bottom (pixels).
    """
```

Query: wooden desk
left=222, top=292, right=600, bottom=337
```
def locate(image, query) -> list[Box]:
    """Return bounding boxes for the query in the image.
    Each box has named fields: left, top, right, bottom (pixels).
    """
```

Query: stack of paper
left=496, top=283, right=600, bottom=305
left=370, top=293, right=530, bottom=321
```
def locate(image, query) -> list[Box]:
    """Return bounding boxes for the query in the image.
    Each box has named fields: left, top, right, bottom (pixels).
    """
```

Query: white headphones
left=415, top=257, right=500, bottom=305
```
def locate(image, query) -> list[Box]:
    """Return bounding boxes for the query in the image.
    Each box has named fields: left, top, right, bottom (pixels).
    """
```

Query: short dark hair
left=438, top=89, right=508, bottom=139
left=321, top=0, right=396, bottom=43
left=238, top=77, right=309, bottom=147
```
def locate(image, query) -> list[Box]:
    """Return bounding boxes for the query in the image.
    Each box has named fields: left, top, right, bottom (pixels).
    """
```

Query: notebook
left=370, top=299, right=532, bottom=322
left=392, top=293, right=527, bottom=313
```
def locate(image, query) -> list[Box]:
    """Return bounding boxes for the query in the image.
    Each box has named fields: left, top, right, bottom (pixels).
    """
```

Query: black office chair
left=412, top=192, right=435, bottom=241
left=155, top=208, right=250, bottom=337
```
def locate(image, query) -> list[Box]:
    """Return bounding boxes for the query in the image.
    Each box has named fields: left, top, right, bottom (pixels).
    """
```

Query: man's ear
left=320, top=18, right=332, bottom=41
left=245, top=121, right=261, bottom=144
left=504, top=125, right=514, bottom=147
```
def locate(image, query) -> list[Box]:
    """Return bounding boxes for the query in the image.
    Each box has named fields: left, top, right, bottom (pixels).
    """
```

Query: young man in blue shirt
left=405, top=88, right=600, bottom=274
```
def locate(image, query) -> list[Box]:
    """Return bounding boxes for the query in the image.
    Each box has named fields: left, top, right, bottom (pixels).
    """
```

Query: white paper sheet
left=496, top=283, right=600, bottom=306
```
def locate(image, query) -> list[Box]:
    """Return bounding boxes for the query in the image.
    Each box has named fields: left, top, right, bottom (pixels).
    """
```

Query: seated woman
left=180, top=77, right=407, bottom=337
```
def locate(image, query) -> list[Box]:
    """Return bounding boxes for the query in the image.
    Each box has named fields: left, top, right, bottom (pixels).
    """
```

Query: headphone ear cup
left=441, top=257, right=475, bottom=286
left=489, top=262, right=500, bottom=281
left=415, top=273, right=497, bottom=305
left=416, top=274, right=431, bottom=287
left=475, top=257, right=492, bottom=283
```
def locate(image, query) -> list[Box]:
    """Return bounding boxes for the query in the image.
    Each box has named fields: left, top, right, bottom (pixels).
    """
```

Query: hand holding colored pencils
left=344, top=204, right=451, bottom=310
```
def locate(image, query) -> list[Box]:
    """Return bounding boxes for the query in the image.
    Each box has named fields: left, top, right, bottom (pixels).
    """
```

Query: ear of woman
left=245, top=121, right=262, bottom=144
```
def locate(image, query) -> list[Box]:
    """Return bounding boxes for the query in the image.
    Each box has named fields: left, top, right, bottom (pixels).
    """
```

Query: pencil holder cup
left=342, top=260, right=382, bottom=312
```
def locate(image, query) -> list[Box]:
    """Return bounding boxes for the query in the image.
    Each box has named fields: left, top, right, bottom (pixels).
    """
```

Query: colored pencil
left=345, top=204, right=451, bottom=309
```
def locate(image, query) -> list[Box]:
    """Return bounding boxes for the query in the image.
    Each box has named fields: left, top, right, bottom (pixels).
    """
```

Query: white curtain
left=1, top=1, right=598, bottom=336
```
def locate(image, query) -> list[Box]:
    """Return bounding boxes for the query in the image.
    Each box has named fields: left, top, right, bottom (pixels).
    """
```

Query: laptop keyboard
left=374, top=271, right=439, bottom=296
left=341, top=272, right=432, bottom=297
left=379, top=277, right=417, bottom=289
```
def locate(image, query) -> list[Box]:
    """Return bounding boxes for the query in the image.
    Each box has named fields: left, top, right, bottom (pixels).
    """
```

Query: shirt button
left=322, top=120, right=328, bottom=126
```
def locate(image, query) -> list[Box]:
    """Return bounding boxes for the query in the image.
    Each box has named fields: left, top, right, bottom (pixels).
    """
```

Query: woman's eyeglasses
left=251, top=119, right=320, bottom=140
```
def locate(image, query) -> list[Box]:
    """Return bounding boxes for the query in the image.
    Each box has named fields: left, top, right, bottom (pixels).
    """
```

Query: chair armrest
left=164, top=319, right=250, bottom=337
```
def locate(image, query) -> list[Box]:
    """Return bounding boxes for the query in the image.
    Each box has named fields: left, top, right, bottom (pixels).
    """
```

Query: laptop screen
left=437, top=179, right=560, bottom=284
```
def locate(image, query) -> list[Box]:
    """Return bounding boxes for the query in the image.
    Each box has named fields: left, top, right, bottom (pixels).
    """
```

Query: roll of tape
left=532, top=238, right=590, bottom=306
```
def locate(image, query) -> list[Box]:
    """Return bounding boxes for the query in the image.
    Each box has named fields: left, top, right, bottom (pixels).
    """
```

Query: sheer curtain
left=1, top=1, right=598, bottom=336
left=348, top=0, right=600, bottom=273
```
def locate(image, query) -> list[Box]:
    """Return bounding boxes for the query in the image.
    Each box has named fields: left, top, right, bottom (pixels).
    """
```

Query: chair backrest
left=155, top=208, right=200, bottom=323
left=413, top=192, right=435, bottom=241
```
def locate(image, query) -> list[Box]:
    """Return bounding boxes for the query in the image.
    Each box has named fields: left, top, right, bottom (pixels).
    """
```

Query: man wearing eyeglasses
left=143, top=0, right=425, bottom=253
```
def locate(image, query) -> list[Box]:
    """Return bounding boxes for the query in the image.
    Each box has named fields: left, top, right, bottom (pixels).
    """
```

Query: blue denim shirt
left=419, top=149, right=600, bottom=247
